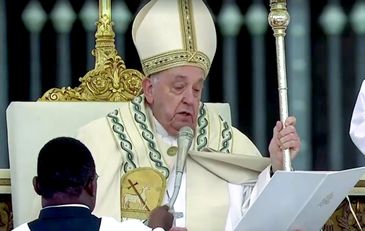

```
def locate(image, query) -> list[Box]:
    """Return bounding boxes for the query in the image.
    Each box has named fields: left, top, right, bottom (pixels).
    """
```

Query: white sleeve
left=11, top=223, right=31, bottom=231
left=350, top=80, right=365, bottom=154
left=248, top=165, right=271, bottom=206
left=152, top=228, right=165, bottom=231
left=100, top=217, right=152, bottom=231
left=225, top=166, right=271, bottom=230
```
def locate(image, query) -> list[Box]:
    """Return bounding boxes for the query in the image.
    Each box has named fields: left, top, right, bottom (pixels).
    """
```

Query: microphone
left=167, top=126, right=194, bottom=209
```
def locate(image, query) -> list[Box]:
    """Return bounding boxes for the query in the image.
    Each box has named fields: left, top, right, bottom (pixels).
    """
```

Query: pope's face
left=143, top=66, right=204, bottom=136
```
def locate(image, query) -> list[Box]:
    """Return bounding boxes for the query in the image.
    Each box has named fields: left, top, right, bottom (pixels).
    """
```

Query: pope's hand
left=268, top=116, right=301, bottom=172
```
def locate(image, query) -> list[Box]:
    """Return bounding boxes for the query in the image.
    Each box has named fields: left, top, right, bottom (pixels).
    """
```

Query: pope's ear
left=142, top=77, right=154, bottom=104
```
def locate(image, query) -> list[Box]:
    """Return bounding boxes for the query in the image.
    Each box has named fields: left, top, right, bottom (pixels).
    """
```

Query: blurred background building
left=1, top=0, right=365, bottom=171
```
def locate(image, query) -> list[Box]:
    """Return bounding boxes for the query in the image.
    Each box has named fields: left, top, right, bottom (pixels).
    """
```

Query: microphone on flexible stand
left=167, top=126, right=194, bottom=210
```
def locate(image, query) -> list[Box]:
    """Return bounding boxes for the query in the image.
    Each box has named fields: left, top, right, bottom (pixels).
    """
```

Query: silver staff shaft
left=268, top=0, right=292, bottom=171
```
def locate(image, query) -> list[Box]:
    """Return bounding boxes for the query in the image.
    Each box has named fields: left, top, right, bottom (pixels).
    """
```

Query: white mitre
left=132, top=0, right=217, bottom=77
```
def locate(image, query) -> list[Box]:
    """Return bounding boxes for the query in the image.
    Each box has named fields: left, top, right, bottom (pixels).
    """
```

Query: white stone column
left=319, top=2, right=346, bottom=170
left=287, top=0, right=312, bottom=170
left=51, top=0, right=76, bottom=87
left=22, top=0, right=47, bottom=100
left=80, top=0, right=98, bottom=70
left=246, top=2, right=268, bottom=154
left=112, top=0, right=131, bottom=58
left=218, top=0, right=244, bottom=127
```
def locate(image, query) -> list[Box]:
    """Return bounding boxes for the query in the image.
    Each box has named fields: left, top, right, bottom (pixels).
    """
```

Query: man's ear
left=32, top=176, right=42, bottom=196
left=85, top=178, right=97, bottom=197
left=142, top=77, right=154, bottom=104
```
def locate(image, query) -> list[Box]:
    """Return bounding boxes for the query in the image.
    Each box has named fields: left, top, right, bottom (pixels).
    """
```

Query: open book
left=234, top=166, right=365, bottom=231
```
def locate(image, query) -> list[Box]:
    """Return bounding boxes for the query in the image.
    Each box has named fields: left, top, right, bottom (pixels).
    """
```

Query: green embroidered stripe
left=219, top=116, right=232, bottom=153
left=107, top=109, right=137, bottom=173
left=197, top=103, right=208, bottom=151
left=131, top=96, right=170, bottom=178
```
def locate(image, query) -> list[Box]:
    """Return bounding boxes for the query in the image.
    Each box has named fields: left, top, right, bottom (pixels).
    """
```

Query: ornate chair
left=0, top=169, right=11, bottom=231
left=6, top=1, right=232, bottom=227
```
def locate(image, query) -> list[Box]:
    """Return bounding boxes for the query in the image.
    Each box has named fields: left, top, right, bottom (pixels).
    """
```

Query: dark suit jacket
left=28, top=206, right=101, bottom=231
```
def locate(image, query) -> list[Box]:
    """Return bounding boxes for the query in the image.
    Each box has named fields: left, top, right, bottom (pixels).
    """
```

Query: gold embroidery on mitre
left=121, top=167, right=166, bottom=220
left=141, top=50, right=210, bottom=77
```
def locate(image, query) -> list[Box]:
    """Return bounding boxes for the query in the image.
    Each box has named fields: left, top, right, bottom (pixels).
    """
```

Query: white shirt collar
left=145, top=102, right=178, bottom=146
left=153, top=116, right=171, bottom=138
left=42, top=204, right=90, bottom=210
left=152, top=115, right=178, bottom=146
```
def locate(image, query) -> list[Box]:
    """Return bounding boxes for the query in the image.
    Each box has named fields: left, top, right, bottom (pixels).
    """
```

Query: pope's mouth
left=175, top=111, right=194, bottom=122
left=178, top=112, right=192, bottom=116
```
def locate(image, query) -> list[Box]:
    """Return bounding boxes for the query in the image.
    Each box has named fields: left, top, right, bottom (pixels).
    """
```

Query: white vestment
left=77, top=95, right=271, bottom=231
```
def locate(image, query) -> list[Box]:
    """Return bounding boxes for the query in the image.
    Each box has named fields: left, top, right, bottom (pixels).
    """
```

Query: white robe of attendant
left=350, top=80, right=365, bottom=154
